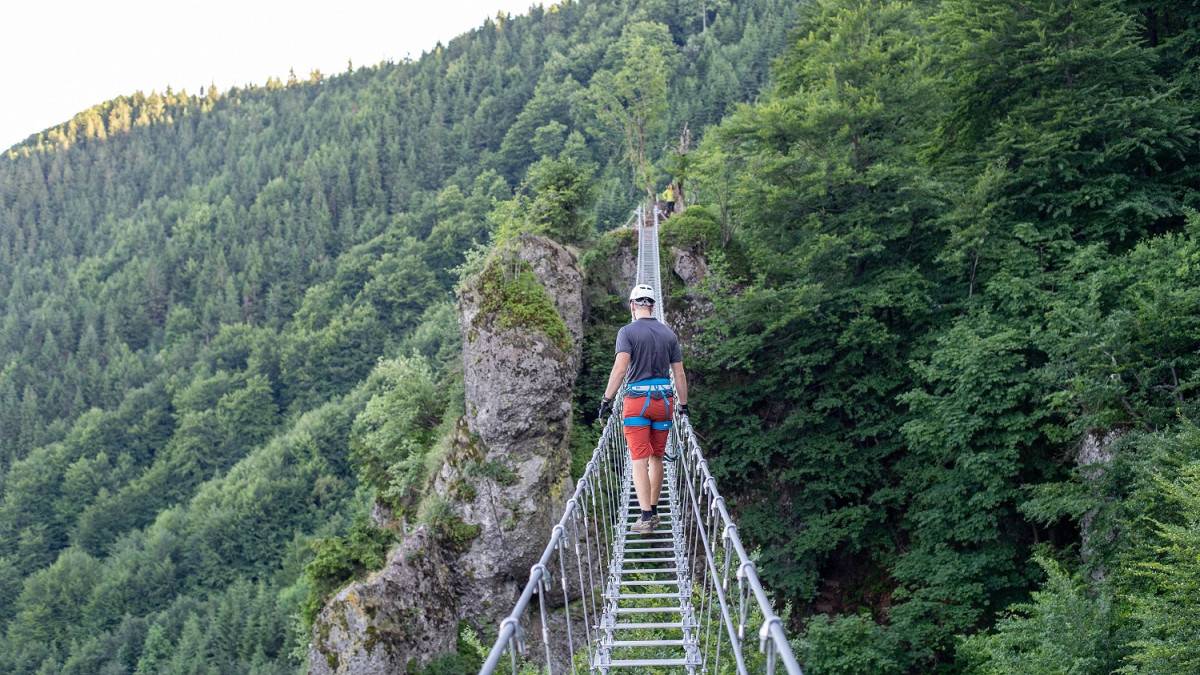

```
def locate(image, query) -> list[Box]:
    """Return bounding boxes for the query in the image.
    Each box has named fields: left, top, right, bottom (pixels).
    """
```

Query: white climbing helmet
left=629, top=284, right=656, bottom=305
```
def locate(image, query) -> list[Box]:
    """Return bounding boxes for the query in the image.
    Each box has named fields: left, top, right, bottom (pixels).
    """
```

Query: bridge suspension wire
left=479, top=204, right=802, bottom=674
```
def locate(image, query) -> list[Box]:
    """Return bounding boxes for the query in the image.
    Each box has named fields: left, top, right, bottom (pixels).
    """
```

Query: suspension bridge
left=478, top=205, right=803, bottom=674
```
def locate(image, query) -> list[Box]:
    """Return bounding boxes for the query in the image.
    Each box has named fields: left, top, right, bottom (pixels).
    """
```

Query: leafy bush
left=1122, top=455, right=1200, bottom=673
left=661, top=204, right=721, bottom=252
left=798, top=612, right=902, bottom=675
left=350, top=355, right=447, bottom=514
left=957, top=556, right=1116, bottom=674
left=301, top=516, right=395, bottom=627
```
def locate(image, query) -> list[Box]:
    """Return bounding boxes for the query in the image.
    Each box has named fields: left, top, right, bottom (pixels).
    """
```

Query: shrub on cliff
left=473, top=252, right=573, bottom=354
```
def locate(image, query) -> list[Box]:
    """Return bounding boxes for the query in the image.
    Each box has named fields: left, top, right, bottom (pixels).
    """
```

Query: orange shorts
left=623, top=395, right=673, bottom=460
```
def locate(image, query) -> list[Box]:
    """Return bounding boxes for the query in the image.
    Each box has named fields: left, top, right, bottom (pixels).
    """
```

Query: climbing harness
left=623, top=377, right=675, bottom=431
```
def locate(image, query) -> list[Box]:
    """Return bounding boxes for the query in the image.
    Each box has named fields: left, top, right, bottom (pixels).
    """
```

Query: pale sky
left=1, top=0, right=539, bottom=151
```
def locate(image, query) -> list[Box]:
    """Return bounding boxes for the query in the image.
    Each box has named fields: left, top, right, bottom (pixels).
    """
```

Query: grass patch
left=419, top=495, right=483, bottom=552
left=475, top=251, right=572, bottom=353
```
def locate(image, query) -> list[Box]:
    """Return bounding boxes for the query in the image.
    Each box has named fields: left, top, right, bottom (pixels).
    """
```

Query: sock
left=640, top=510, right=653, bottom=521
left=651, top=504, right=658, bottom=516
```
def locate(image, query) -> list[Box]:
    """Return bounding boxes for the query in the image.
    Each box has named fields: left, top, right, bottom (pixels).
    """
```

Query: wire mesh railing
left=479, top=204, right=801, bottom=673
left=478, top=412, right=627, bottom=674
left=671, top=413, right=803, bottom=674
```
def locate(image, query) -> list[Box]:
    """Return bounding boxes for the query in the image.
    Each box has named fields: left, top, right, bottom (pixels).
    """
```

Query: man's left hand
left=598, top=397, right=613, bottom=421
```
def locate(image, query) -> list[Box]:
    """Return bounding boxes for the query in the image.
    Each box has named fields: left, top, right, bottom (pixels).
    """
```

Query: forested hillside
left=676, top=1, right=1200, bottom=672
left=4, top=0, right=1200, bottom=673
left=0, top=1, right=797, bottom=672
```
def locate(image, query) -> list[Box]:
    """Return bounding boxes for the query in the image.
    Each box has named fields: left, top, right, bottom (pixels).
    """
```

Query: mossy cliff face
left=464, top=234, right=584, bottom=371
left=452, top=234, right=580, bottom=605
left=309, top=235, right=581, bottom=673
left=309, top=527, right=457, bottom=674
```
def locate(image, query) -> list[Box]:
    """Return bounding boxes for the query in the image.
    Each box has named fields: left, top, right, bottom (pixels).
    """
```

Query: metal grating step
left=610, top=622, right=683, bottom=630
left=607, top=639, right=688, bottom=648
left=607, top=658, right=692, bottom=667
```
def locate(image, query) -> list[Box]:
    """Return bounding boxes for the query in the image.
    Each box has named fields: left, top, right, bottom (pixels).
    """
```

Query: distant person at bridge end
left=661, top=184, right=676, bottom=216
left=598, top=284, right=689, bottom=535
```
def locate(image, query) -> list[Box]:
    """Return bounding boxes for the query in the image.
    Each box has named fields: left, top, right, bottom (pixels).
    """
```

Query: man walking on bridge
left=598, top=284, right=690, bottom=534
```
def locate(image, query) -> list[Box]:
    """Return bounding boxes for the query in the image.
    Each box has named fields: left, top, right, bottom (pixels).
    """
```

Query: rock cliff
left=309, top=235, right=582, bottom=673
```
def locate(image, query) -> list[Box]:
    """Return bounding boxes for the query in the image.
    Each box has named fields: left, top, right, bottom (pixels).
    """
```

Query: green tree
left=958, top=557, right=1117, bottom=674
left=1122, top=457, right=1200, bottom=672
left=349, top=355, right=445, bottom=513
left=493, top=156, right=596, bottom=245
left=584, top=21, right=675, bottom=198
left=7, top=548, right=102, bottom=647
left=934, top=0, right=1197, bottom=252
left=0, top=556, right=20, bottom=622
left=135, top=623, right=174, bottom=675
left=689, top=0, right=944, bottom=615
left=891, top=317, right=1044, bottom=662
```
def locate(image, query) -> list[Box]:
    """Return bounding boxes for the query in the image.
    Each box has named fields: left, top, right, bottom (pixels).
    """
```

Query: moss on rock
left=473, top=252, right=572, bottom=353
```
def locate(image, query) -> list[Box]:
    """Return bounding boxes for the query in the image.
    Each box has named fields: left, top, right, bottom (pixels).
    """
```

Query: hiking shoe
left=650, top=513, right=662, bottom=530
left=631, top=518, right=654, bottom=535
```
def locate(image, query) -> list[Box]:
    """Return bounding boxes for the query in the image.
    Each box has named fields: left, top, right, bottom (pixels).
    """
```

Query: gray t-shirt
left=615, top=318, right=683, bottom=383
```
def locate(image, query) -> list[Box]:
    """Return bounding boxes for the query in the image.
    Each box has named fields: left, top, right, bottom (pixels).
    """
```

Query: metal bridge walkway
left=479, top=204, right=802, bottom=674
left=595, top=443, right=700, bottom=669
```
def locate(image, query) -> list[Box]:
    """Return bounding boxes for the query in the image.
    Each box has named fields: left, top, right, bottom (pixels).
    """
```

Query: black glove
left=598, top=397, right=614, bottom=421
left=678, top=403, right=690, bottom=418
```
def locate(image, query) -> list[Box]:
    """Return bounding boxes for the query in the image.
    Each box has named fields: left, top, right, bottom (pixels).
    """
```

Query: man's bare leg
left=632, top=458, right=652, bottom=511
left=648, top=456, right=664, bottom=508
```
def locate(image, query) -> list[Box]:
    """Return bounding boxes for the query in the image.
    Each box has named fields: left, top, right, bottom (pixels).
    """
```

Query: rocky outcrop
left=509, top=235, right=585, bottom=366
left=309, top=235, right=582, bottom=673
left=451, top=236, right=580, bottom=608
left=664, top=242, right=713, bottom=349
left=311, top=528, right=457, bottom=674
left=670, top=245, right=709, bottom=287
left=595, top=228, right=639, bottom=298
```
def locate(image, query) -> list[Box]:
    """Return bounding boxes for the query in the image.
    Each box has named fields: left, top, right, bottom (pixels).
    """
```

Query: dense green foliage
left=301, top=515, right=395, bottom=627
left=679, top=0, right=1200, bottom=671
left=6, top=0, right=1198, bottom=671
left=0, top=0, right=796, bottom=671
